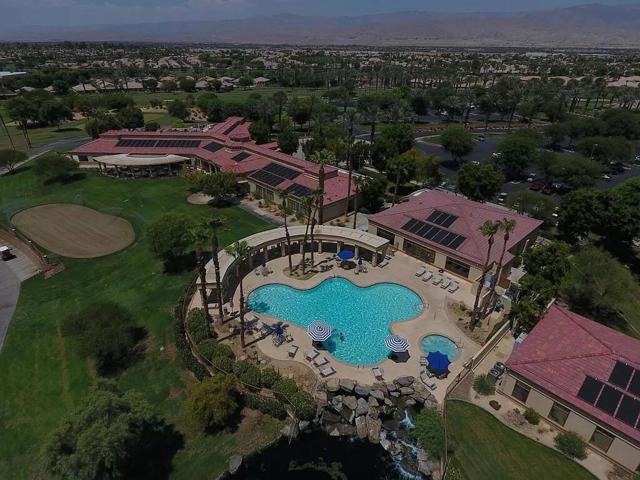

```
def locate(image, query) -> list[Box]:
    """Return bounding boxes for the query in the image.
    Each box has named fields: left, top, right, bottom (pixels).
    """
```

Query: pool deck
left=215, top=250, right=482, bottom=403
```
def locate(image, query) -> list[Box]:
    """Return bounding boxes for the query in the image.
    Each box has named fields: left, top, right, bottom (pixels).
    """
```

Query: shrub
left=260, top=367, right=280, bottom=388
left=33, top=152, right=78, bottom=180
left=185, top=374, right=238, bottom=432
left=212, top=354, right=235, bottom=373
left=173, top=302, right=208, bottom=381
left=489, top=400, right=501, bottom=411
left=524, top=407, right=540, bottom=425
left=272, top=379, right=316, bottom=421
left=244, top=394, right=287, bottom=419
left=554, top=431, right=587, bottom=459
left=412, top=408, right=445, bottom=459
left=186, top=308, right=209, bottom=344
left=233, top=360, right=262, bottom=388
left=145, top=120, right=160, bottom=131
left=198, top=338, right=235, bottom=364
left=473, top=374, right=496, bottom=396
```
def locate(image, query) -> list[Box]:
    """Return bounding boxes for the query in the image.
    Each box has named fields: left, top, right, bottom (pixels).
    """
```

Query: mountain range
left=3, top=3, right=640, bottom=48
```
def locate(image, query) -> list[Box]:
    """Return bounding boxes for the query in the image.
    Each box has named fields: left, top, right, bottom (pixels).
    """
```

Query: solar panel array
left=156, top=139, right=200, bottom=148
left=249, top=162, right=300, bottom=187
left=116, top=138, right=200, bottom=149
left=401, top=218, right=466, bottom=250
left=203, top=141, right=224, bottom=153
left=116, top=139, right=158, bottom=148
left=427, top=210, right=458, bottom=228
left=286, top=184, right=312, bottom=198
left=232, top=152, right=251, bottom=162
left=576, top=366, right=640, bottom=429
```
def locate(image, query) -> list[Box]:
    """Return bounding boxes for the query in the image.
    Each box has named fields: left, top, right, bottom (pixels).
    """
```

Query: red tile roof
left=507, top=305, right=640, bottom=444
left=369, top=190, right=542, bottom=266
left=70, top=117, right=354, bottom=206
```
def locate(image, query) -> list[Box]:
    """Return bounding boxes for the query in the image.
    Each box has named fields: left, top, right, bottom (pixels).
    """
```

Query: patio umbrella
left=307, top=320, right=333, bottom=342
left=385, top=334, right=409, bottom=353
left=426, top=351, right=451, bottom=375
left=337, top=250, right=355, bottom=261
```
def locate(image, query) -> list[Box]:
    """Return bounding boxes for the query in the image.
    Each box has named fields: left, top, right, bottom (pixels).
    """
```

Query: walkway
left=0, top=261, right=20, bottom=351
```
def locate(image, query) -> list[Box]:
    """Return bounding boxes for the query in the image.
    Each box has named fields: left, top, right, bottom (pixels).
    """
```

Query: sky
left=0, top=0, right=634, bottom=27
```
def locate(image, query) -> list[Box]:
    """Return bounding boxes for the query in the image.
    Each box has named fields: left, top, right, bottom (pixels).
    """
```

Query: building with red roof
left=501, top=305, right=640, bottom=471
left=368, top=189, right=542, bottom=287
left=70, top=117, right=357, bottom=222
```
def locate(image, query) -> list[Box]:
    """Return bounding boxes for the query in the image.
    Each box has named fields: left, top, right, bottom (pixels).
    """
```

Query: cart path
left=0, top=260, right=20, bottom=351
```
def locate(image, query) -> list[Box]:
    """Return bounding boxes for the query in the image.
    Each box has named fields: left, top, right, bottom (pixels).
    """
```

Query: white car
left=602, top=174, right=611, bottom=181
left=491, top=152, right=502, bottom=159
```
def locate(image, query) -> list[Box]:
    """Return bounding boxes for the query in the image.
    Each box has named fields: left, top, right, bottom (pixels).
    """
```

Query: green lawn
left=0, top=120, right=87, bottom=151
left=446, top=401, right=597, bottom=480
left=0, top=167, right=273, bottom=478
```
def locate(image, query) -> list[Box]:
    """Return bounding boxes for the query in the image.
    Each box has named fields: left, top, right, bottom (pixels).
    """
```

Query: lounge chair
left=421, top=271, right=433, bottom=282
left=419, top=356, right=428, bottom=366
left=378, top=259, right=389, bottom=268
left=432, top=274, right=443, bottom=285
left=427, top=382, right=437, bottom=391
left=320, top=366, right=336, bottom=377
left=440, top=278, right=452, bottom=289
left=415, top=266, right=426, bottom=277
left=372, top=366, right=384, bottom=380
left=288, top=345, right=299, bottom=358
left=305, top=349, right=320, bottom=362
left=314, top=356, right=329, bottom=367
left=448, top=281, right=460, bottom=293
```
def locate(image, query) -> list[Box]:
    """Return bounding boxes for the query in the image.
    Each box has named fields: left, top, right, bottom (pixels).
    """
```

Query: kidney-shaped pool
left=247, top=277, right=424, bottom=365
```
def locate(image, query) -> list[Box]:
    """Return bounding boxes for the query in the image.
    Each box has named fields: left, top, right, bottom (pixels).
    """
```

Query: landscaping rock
left=354, top=385, right=371, bottom=396
left=228, top=455, right=242, bottom=474
left=395, top=376, right=415, bottom=387
left=370, top=389, right=385, bottom=402
left=380, top=438, right=391, bottom=452
left=399, top=386, right=414, bottom=396
left=356, top=398, right=369, bottom=416
left=390, top=391, right=401, bottom=398
left=339, top=406, right=356, bottom=424
left=366, top=417, right=382, bottom=444
left=384, top=397, right=394, bottom=406
left=343, top=395, right=358, bottom=411
left=339, top=379, right=356, bottom=393
left=386, top=383, right=398, bottom=392
left=368, top=396, right=379, bottom=407
left=299, top=420, right=310, bottom=431
left=315, top=391, right=328, bottom=404
left=355, top=415, right=368, bottom=439
left=329, top=424, right=356, bottom=437
left=418, top=461, right=432, bottom=476
left=330, top=395, right=343, bottom=412
left=405, top=398, right=417, bottom=407
left=321, top=410, right=343, bottom=425
left=368, top=406, right=380, bottom=420
left=326, top=378, right=340, bottom=392
left=424, top=394, right=438, bottom=409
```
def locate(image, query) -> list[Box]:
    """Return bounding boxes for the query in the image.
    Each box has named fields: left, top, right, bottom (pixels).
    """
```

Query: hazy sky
left=1, top=0, right=633, bottom=27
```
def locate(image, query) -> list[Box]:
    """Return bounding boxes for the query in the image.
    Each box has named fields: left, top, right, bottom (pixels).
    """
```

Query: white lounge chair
left=305, top=349, right=320, bottom=361
left=415, top=266, right=426, bottom=277
left=421, top=271, right=433, bottom=282
left=448, top=281, right=460, bottom=293
left=314, top=356, right=329, bottom=367
left=320, top=366, right=336, bottom=377
left=440, top=278, right=452, bottom=289
left=372, top=366, right=384, bottom=380
left=432, top=274, right=443, bottom=285
left=288, top=345, right=299, bottom=358
left=378, top=259, right=389, bottom=268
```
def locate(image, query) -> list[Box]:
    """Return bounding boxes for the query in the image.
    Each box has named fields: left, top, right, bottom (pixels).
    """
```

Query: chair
left=305, top=349, right=320, bottom=361
left=432, top=274, right=443, bottom=285
left=415, top=266, right=426, bottom=277
left=378, top=259, right=389, bottom=268
left=421, top=271, right=433, bottom=282
left=419, top=356, right=428, bottom=366
left=320, top=366, right=336, bottom=377
left=427, top=382, right=437, bottom=391
left=372, top=366, right=384, bottom=380
left=440, top=278, right=452, bottom=289
left=288, top=345, right=299, bottom=358
left=448, top=281, right=460, bottom=293
left=314, top=356, right=329, bottom=367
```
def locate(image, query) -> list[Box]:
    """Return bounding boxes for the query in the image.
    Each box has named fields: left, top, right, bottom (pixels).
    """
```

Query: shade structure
left=385, top=334, right=409, bottom=353
left=307, top=320, right=332, bottom=342
left=337, top=250, right=355, bottom=261
left=426, top=351, right=451, bottom=374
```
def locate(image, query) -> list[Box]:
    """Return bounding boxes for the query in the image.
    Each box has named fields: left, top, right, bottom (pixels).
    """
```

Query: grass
left=0, top=167, right=272, bottom=478
left=446, top=400, right=597, bottom=480
left=0, top=120, right=87, bottom=151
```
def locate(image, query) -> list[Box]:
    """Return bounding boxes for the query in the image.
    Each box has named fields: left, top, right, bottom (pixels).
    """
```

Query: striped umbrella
left=307, top=320, right=333, bottom=342
left=385, top=334, right=410, bottom=353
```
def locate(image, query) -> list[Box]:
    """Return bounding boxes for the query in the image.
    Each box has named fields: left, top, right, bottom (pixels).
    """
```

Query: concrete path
left=0, top=260, right=20, bottom=351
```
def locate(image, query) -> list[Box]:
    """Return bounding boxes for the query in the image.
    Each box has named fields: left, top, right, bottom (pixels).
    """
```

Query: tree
left=146, top=213, right=193, bottom=267
left=547, top=155, right=603, bottom=189
left=357, top=93, right=382, bottom=145
left=199, top=172, right=238, bottom=204
left=145, top=120, right=160, bottom=131
left=161, top=80, right=177, bottom=92
left=457, top=162, right=504, bottom=202
left=115, top=106, right=144, bottom=129
left=481, top=218, right=516, bottom=318
left=544, top=122, right=567, bottom=149
left=378, top=123, right=415, bottom=156
left=272, top=91, right=288, bottom=124
left=386, top=150, right=415, bottom=206
left=0, top=149, right=27, bottom=172
left=277, top=122, right=299, bottom=154
left=32, top=152, right=77, bottom=180
left=190, top=222, right=213, bottom=326
left=239, top=76, right=254, bottom=89
left=225, top=241, right=252, bottom=348
left=208, top=217, right=226, bottom=325
left=277, top=189, right=294, bottom=272
left=575, top=136, right=633, bottom=165
left=554, top=431, right=587, bottom=460
left=85, top=115, right=120, bottom=138
left=185, top=374, right=238, bottom=433
left=45, top=382, right=180, bottom=480
left=441, top=125, right=474, bottom=163
left=61, top=302, right=141, bottom=375
left=522, top=241, right=571, bottom=284
left=557, top=189, right=603, bottom=242
left=40, top=100, right=73, bottom=129
left=360, top=175, right=387, bottom=214
left=179, top=77, right=196, bottom=92
left=249, top=120, right=270, bottom=144
left=470, top=221, right=500, bottom=331
left=414, top=154, right=442, bottom=187
left=496, top=131, right=541, bottom=180
left=142, top=78, right=158, bottom=91
left=167, top=99, right=188, bottom=120
left=506, top=190, right=556, bottom=225
left=288, top=96, right=311, bottom=129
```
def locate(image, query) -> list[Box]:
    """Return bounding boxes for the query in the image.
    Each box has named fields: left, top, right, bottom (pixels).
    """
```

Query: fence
left=0, top=225, right=63, bottom=277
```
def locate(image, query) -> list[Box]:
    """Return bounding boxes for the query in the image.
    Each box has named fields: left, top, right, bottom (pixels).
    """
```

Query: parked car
left=0, top=246, right=12, bottom=261
left=602, top=174, right=612, bottom=181
left=488, top=361, right=506, bottom=382
left=552, top=182, right=571, bottom=194
left=497, top=192, right=508, bottom=204
left=530, top=179, right=546, bottom=192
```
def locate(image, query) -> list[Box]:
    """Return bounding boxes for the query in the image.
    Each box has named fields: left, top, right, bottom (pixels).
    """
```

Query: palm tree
left=209, top=216, right=226, bottom=325
left=481, top=218, right=516, bottom=320
left=344, top=110, right=358, bottom=219
left=308, top=188, right=324, bottom=267
left=310, top=149, right=333, bottom=225
left=470, top=220, right=500, bottom=331
left=190, top=221, right=212, bottom=330
left=277, top=189, right=294, bottom=272
left=299, top=195, right=315, bottom=274
left=225, top=240, right=252, bottom=348
left=352, top=176, right=366, bottom=229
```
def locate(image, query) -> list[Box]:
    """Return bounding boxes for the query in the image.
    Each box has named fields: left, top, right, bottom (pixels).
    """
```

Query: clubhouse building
left=368, top=190, right=542, bottom=289
left=70, top=117, right=357, bottom=222
left=502, top=305, right=640, bottom=471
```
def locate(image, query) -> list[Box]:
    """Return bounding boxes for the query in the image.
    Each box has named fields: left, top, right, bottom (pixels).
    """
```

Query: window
left=548, top=402, right=570, bottom=426
left=376, top=228, right=395, bottom=244
left=255, top=185, right=275, bottom=203
left=512, top=380, right=531, bottom=403
left=589, top=427, right=614, bottom=453
left=445, top=257, right=471, bottom=278
left=404, top=240, right=436, bottom=264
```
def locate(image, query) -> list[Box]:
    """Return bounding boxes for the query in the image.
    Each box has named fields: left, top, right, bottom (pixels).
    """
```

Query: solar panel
left=427, top=210, right=458, bottom=228
left=155, top=139, right=200, bottom=148
left=263, top=162, right=299, bottom=180
left=249, top=163, right=301, bottom=188
left=400, top=219, right=466, bottom=251
left=249, top=169, right=283, bottom=187
left=595, top=385, right=623, bottom=415
left=232, top=152, right=251, bottom=162
left=116, top=139, right=158, bottom=148
left=577, top=376, right=603, bottom=405
left=286, top=184, right=312, bottom=198
left=615, top=395, right=640, bottom=427
left=629, top=370, right=640, bottom=397
left=203, top=141, right=224, bottom=153
left=609, top=362, right=634, bottom=390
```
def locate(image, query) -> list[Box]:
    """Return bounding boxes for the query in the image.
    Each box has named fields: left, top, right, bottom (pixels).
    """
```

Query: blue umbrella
left=307, top=320, right=332, bottom=342
left=426, top=351, right=451, bottom=374
left=337, top=250, right=355, bottom=261
left=385, top=334, right=409, bottom=353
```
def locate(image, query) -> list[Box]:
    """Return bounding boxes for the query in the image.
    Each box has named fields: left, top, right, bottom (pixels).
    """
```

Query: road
left=0, top=260, right=20, bottom=351
left=0, top=135, right=89, bottom=176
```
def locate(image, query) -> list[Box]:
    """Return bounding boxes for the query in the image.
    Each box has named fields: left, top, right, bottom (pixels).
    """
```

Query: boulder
left=418, top=461, right=433, bottom=476
left=339, top=406, right=356, bottom=424
left=424, top=394, right=438, bottom=409
left=386, top=382, right=398, bottom=392
left=389, top=441, right=403, bottom=456
left=228, top=455, right=243, bottom=474
left=384, top=397, right=394, bottom=407
left=343, top=395, right=358, bottom=411
left=366, top=417, right=382, bottom=444
left=368, top=406, right=380, bottom=420
left=326, top=378, right=340, bottom=392
left=354, top=385, right=371, bottom=397
left=395, top=376, right=415, bottom=387
left=339, top=379, right=356, bottom=393
left=370, top=389, right=385, bottom=402
left=299, top=420, right=310, bottom=431
left=329, top=424, right=356, bottom=437
left=405, top=398, right=417, bottom=407
left=380, top=438, right=392, bottom=452
left=399, top=386, right=414, bottom=396
left=417, top=448, right=429, bottom=462
left=368, top=396, right=379, bottom=407
left=356, top=398, right=370, bottom=416
left=315, top=390, right=328, bottom=404
left=321, top=410, right=343, bottom=425
left=355, top=415, right=368, bottom=439
left=390, top=391, right=401, bottom=398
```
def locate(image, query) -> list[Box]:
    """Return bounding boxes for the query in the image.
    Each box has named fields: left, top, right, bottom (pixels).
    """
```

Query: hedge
left=173, top=303, right=208, bottom=381
left=233, top=360, right=262, bottom=388
left=272, top=378, right=316, bottom=421
left=186, top=308, right=209, bottom=344
left=244, top=393, right=287, bottom=419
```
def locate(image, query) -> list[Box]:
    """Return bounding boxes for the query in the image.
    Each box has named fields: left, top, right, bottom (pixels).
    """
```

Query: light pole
left=0, top=112, right=15, bottom=150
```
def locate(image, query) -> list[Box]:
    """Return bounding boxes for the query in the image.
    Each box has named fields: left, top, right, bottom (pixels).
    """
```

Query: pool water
left=421, top=335, right=460, bottom=361
left=247, top=277, right=423, bottom=365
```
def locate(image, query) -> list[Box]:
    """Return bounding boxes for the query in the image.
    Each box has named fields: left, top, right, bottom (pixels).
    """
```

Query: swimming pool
left=421, top=335, right=460, bottom=361
left=247, top=277, right=423, bottom=365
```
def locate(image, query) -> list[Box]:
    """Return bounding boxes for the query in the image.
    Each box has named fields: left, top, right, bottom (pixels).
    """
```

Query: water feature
left=421, top=335, right=460, bottom=360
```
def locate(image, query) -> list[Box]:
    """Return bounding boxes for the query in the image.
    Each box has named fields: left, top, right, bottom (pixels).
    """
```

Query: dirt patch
left=186, top=192, right=213, bottom=205
left=12, top=204, right=135, bottom=259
